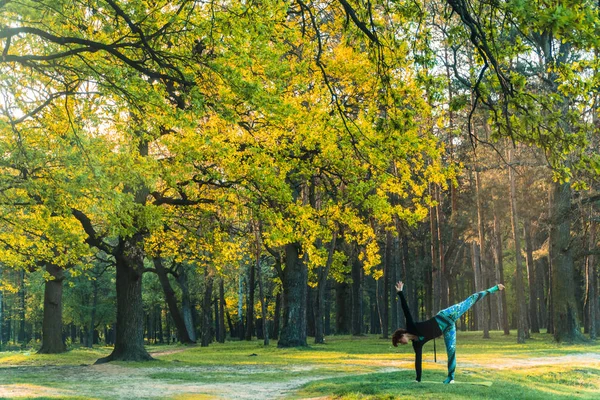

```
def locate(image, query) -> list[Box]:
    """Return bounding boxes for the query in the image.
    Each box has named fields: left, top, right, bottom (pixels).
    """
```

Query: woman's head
left=392, top=328, right=410, bottom=346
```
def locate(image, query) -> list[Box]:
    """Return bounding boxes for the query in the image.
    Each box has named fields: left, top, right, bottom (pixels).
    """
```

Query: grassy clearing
left=0, top=331, right=598, bottom=399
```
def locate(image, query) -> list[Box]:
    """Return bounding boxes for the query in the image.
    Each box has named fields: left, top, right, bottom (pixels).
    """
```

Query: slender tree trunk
left=218, top=278, right=226, bottom=343
left=238, top=274, right=245, bottom=340
left=324, top=281, right=332, bottom=335
left=404, top=237, right=417, bottom=323
left=0, top=289, right=4, bottom=350
left=379, top=231, right=391, bottom=338
left=315, top=232, right=337, bottom=344
left=245, top=257, right=256, bottom=341
left=492, top=193, right=510, bottom=335
left=176, top=264, right=197, bottom=342
left=18, top=269, right=25, bottom=344
left=547, top=188, right=555, bottom=335
left=471, top=242, right=482, bottom=331
left=436, top=185, right=449, bottom=309
left=474, top=169, right=490, bottom=338
left=371, top=278, right=380, bottom=334
left=272, top=290, right=281, bottom=340
left=307, top=287, right=315, bottom=337
left=508, top=149, right=528, bottom=343
left=422, top=241, right=433, bottom=319
left=390, top=234, right=399, bottom=330
left=153, top=258, right=194, bottom=344
left=213, top=297, right=219, bottom=341
left=201, top=268, right=214, bottom=347
left=38, top=263, right=66, bottom=354
left=430, top=184, right=441, bottom=314
left=278, top=242, right=308, bottom=347
left=87, top=279, right=99, bottom=348
left=351, top=253, right=363, bottom=336
left=156, top=305, right=164, bottom=343
left=524, top=219, right=540, bottom=333
left=254, top=224, right=269, bottom=346
left=536, top=258, right=548, bottom=330
left=96, top=235, right=152, bottom=363
left=586, top=217, right=597, bottom=340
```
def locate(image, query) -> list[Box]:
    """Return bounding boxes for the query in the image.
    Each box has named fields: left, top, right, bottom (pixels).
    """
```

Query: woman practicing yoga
left=392, top=281, right=505, bottom=384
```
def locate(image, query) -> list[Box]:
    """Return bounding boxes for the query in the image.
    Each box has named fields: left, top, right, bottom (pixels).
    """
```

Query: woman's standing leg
left=442, top=324, right=457, bottom=383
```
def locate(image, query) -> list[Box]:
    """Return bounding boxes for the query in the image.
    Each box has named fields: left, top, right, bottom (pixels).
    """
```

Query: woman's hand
left=498, top=284, right=505, bottom=290
left=395, top=281, right=404, bottom=292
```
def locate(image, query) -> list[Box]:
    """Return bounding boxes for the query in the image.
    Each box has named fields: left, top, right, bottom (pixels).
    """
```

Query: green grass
left=0, top=331, right=598, bottom=399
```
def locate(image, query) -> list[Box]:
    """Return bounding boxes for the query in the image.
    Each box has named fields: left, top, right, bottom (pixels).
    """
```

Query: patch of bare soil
left=0, top=363, right=349, bottom=399
left=148, top=347, right=193, bottom=357
left=0, top=384, right=74, bottom=398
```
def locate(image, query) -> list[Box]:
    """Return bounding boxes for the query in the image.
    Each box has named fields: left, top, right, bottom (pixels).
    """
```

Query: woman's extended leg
left=437, top=285, right=500, bottom=325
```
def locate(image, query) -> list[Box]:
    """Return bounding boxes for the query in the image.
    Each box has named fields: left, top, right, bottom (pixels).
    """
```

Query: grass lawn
left=0, top=331, right=598, bottom=399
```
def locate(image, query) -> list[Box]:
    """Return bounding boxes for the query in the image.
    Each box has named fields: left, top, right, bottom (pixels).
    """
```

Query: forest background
left=0, top=0, right=599, bottom=366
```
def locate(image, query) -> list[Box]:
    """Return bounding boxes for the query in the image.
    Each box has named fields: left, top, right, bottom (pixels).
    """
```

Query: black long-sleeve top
left=398, top=290, right=442, bottom=382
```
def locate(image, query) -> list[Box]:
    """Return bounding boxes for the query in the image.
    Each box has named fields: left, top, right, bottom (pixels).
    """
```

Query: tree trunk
left=176, top=264, right=197, bottom=342
left=87, top=279, right=99, bottom=348
left=218, top=278, right=226, bottom=343
left=471, top=242, right=482, bottom=331
left=156, top=305, right=164, bottom=343
left=254, top=226, right=269, bottom=346
left=307, top=287, right=315, bottom=337
left=424, top=242, right=433, bottom=319
left=201, top=268, right=214, bottom=347
left=237, top=274, right=245, bottom=340
left=390, top=235, right=399, bottom=330
left=436, top=185, right=449, bottom=309
left=335, top=281, right=350, bottom=334
left=245, top=257, right=255, bottom=341
left=430, top=184, right=441, bottom=314
left=370, top=278, right=380, bottom=334
left=381, top=231, right=391, bottom=338
left=278, top=242, right=307, bottom=347
left=524, top=219, right=540, bottom=333
left=492, top=192, right=510, bottom=335
left=474, top=169, right=490, bottom=338
left=95, top=235, right=152, bottom=363
left=537, top=257, right=548, bottom=330
left=153, top=258, right=194, bottom=344
left=404, top=237, right=417, bottom=323
left=315, top=232, right=337, bottom=344
left=546, top=189, right=555, bottom=335
left=18, top=269, right=26, bottom=344
left=38, top=264, right=66, bottom=354
left=0, top=289, right=4, bottom=350
left=351, top=253, right=363, bottom=336
left=324, top=281, right=332, bottom=335
left=550, top=182, right=582, bottom=342
left=508, top=149, right=528, bottom=343
left=271, top=291, right=282, bottom=340
left=586, top=217, right=597, bottom=340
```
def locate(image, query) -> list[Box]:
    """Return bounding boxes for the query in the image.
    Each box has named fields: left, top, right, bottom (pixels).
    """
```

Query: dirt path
left=0, top=364, right=345, bottom=399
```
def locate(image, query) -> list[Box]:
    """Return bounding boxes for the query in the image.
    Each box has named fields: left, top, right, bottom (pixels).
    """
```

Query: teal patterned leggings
left=435, top=285, right=500, bottom=383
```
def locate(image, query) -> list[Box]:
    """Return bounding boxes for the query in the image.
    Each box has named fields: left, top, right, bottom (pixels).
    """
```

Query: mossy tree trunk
left=38, top=263, right=66, bottom=354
